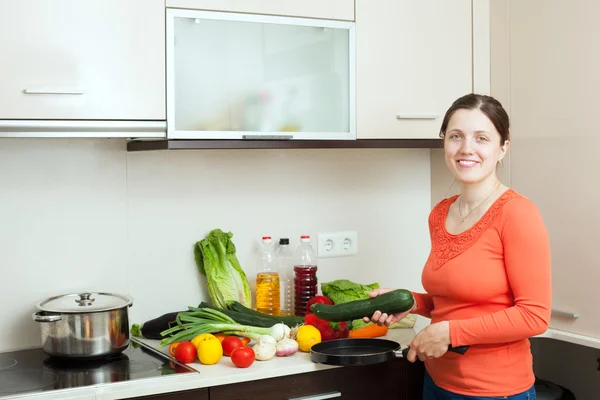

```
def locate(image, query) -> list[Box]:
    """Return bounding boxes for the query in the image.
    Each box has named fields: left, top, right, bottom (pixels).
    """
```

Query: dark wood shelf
left=126, top=139, right=443, bottom=151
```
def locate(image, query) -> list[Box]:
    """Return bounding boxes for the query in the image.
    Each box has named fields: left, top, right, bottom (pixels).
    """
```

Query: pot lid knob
left=75, top=292, right=95, bottom=307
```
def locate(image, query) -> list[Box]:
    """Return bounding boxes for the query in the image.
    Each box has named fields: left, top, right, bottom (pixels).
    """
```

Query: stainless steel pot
left=32, top=292, right=133, bottom=359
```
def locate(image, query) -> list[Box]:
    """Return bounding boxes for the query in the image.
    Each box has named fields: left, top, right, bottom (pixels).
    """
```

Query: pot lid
left=35, top=292, right=133, bottom=313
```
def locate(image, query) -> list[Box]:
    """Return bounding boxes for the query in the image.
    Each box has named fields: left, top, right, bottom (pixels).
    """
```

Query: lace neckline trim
left=429, top=188, right=520, bottom=270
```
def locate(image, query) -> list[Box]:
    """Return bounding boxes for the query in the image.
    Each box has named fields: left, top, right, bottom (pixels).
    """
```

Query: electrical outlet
left=317, top=231, right=358, bottom=258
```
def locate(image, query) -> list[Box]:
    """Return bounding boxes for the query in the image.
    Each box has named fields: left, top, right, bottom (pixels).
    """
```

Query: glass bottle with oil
left=255, top=236, right=280, bottom=315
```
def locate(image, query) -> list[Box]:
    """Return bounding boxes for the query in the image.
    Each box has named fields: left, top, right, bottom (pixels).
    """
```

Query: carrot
left=348, top=323, right=389, bottom=338
left=240, top=336, right=251, bottom=345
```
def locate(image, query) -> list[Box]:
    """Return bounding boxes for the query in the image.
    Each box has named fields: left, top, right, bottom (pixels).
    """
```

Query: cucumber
left=226, top=301, right=304, bottom=327
left=310, top=289, right=414, bottom=322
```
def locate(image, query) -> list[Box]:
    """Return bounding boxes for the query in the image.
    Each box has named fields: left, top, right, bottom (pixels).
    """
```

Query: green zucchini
left=310, top=289, right=414, bottom=322
left=226, top=300, right=304, bottom=327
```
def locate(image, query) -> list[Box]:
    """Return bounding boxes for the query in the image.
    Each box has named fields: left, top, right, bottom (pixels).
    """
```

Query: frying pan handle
left=288, top=392, right=341, bottom=400
left=397, top=345, right=469, bottom=359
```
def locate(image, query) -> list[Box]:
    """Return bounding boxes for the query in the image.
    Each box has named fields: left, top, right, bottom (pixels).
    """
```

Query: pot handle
left=32, top=312, right=62, bottom=323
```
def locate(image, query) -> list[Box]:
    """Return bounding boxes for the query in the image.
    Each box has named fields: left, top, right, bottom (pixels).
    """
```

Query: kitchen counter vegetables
left=194, top=229, right=252, bottom=309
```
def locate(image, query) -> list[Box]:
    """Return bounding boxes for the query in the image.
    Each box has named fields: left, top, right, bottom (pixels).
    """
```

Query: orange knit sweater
left=411, top=189, right=552, bottom=397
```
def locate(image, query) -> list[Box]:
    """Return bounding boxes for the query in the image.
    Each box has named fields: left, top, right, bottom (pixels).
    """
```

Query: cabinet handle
left=24, top=87, right=84, bottom=95
left=551, top=308, right=580, bottom=319
left=288, top=392, right=341, bottom=400
left=396, top=114, right=438, bottom=120
left=243, top=134, right=294, bottom=140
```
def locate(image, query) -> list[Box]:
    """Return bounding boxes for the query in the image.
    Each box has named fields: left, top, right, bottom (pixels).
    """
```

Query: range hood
left=0, top=120, right=167, bottom=139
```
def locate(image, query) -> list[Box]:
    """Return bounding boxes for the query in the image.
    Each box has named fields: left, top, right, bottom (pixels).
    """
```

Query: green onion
left=159, top=308, right=284, bottom=347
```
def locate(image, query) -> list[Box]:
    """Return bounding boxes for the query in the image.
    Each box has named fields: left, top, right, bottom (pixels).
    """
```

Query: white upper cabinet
left=167, top=0, right=355, bottom=21
left=355, top=0, right=473, bottom=139
left=167, top=9, right=355, bottom=140
left=0, top=0, right=165, bottom=135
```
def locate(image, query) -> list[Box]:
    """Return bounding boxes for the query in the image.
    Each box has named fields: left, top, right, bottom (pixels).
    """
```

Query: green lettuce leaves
left=321, top=279, right=380, bottom=305
left=194, top=229, right=252, bottom=309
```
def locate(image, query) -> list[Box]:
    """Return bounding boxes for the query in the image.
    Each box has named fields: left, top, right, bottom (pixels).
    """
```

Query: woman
left=367, top=94, right=551, bottom=399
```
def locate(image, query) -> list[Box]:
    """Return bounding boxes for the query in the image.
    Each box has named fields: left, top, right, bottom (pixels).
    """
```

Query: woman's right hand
left=363, top=288, right=416, bottom=327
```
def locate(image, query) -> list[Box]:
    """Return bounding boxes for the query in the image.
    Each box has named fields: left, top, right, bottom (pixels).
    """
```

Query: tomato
left=174, top=341, right=197, bottom=363
left=168, top=342, right=180, bottom=357
left=231, top=346, right=255, bottom=368
left=306, top=296, right=333, bottom=313
left=221, top=336, right=244, bottom=357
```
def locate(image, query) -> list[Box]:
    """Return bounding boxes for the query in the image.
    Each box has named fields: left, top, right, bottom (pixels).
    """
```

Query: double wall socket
left=317, top=231, right=358, bottom=258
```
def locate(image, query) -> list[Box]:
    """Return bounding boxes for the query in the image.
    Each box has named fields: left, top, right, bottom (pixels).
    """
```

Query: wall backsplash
left=0, top=138, right=432, bottom=352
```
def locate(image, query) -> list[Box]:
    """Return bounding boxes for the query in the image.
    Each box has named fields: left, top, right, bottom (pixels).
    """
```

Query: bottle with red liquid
left=293, top=235, right=318, bottom=316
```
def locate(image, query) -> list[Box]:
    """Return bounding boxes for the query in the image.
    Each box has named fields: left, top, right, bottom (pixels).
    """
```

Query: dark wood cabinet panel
left=211, top=359, right=423, bottom=400
left=126, top=359, right=424, bottom=400
left=127, top=388, right=209, bottom=400
left=406, top=358, right=425, bottom=400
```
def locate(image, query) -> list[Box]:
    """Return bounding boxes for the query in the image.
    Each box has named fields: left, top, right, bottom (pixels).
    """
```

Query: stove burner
left=44, top=353, right=129, bottom=369
left=0, top=357, right=17, bottom=370
left=0, top=369, right=59, bottom=395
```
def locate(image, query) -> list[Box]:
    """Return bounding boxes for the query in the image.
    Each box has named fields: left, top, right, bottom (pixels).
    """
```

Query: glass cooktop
left=0, top=338, right=195, bottom=397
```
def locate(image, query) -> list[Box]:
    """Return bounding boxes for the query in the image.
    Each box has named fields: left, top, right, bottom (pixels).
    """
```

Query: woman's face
left=444, top=108, right=509, bottom=185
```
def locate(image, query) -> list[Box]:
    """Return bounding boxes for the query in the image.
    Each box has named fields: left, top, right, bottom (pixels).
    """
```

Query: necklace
left=458, top=181, right=501, bottom=224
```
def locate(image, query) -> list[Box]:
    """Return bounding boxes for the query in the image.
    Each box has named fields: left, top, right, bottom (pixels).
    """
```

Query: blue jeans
left=423, top=370, right=536, bottom=400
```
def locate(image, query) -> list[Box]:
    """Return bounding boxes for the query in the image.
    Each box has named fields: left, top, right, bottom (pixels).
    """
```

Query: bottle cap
left=262, top=236, right=272, bottom=243
left=300, top=235, right=310, bottom=242
left=279, top=238, right=289, bottom=245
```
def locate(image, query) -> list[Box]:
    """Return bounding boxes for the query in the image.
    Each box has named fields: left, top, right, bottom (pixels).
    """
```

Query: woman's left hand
left=406, top=321, right=451, bottom=362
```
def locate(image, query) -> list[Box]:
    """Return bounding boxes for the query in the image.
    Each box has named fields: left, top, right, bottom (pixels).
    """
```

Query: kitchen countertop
left=1, top=329, right=418, bottom=400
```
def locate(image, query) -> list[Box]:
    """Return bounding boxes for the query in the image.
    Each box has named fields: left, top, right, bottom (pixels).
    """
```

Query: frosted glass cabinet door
left=167, top=9, right=355, bottom=140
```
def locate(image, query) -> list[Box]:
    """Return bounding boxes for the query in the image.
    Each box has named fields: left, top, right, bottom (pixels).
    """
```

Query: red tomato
left=174, top=341, right=197, bottom=363
left=231, top=346, right=255, bottom=368
left=306, top=296, right=333, bottom=313
left=221, top=336, right=244, bottom=357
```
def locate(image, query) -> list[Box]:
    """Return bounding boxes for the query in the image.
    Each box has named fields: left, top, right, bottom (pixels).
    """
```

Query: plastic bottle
left=255, top=236, right=280, bottom=316
left=293, top=235, right=318, bottom=316
left=276, top=238, right=294, bottom=317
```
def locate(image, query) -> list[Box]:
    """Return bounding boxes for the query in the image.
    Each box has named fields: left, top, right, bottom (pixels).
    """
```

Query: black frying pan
left=310, top=338, right=469, bottom=366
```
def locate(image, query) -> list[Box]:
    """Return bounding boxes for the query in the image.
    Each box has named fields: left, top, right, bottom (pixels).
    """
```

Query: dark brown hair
left=439, top=93, right=510, bottom=146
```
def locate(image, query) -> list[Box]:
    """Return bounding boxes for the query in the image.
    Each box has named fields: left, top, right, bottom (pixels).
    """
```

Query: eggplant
left=131, top=311, right=184, bottom=339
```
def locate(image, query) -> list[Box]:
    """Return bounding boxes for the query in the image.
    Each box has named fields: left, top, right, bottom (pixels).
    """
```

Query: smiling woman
left=365, top=93, right=552, bottom=399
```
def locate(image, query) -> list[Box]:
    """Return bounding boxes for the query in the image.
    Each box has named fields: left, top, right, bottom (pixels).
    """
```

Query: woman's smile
left=456, top=159, right=480, bottom=168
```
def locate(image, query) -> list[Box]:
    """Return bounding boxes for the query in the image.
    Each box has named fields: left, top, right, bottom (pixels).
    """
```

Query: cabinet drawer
left=211, top=359, right=413, bottom=400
